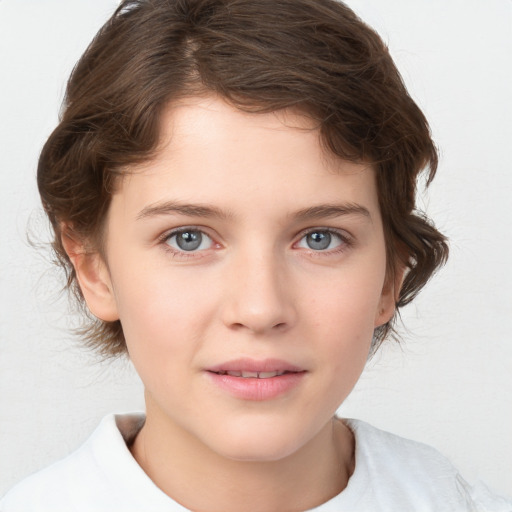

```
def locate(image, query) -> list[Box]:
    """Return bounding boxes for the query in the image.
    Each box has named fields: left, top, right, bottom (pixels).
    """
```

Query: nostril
left=230, top=323, right=246, bottom=330
left=228, top=321, right=288, bottom=333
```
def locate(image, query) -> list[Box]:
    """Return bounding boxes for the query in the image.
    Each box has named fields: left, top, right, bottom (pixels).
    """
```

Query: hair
left=38, top=0, right=448, bottom=357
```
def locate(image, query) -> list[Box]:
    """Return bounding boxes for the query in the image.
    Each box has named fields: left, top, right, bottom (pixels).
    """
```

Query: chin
left=202, top=416, right=316, bottom=463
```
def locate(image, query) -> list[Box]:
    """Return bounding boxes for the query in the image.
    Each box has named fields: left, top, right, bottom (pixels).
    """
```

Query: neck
left=130, top=403, right=354, bottom=512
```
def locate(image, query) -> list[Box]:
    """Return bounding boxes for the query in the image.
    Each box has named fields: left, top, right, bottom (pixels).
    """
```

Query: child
left=1, top=0, right=510, bottom=510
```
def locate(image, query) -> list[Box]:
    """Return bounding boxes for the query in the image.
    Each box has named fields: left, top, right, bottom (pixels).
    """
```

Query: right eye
left=164, top=229, right=214, bottom=252
left=295, top=229, right=348, bottom=252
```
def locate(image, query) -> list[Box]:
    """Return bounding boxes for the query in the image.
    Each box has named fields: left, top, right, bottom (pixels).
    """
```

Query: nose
left=221, top=248, right=297, bottom=335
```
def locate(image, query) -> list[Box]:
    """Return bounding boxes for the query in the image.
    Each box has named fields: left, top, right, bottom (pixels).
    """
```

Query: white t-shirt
left=1, top=414, right=510, bottom=511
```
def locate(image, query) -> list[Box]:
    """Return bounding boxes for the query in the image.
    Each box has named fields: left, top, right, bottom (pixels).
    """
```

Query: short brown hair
left=38, top=0, right=448, bottom=356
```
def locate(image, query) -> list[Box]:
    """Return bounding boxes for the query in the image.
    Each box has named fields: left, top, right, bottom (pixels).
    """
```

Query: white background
left=1, top=0, right=511, bottom=498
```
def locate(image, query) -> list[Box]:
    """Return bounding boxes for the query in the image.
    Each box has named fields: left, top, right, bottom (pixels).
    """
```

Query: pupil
left=307, top=231, right=331, bottom=250
left=177, top=231, right=202, bottom=251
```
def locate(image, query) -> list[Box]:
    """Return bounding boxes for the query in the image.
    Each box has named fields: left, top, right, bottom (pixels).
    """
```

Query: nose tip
left=221, top=258, right=296, bottom=335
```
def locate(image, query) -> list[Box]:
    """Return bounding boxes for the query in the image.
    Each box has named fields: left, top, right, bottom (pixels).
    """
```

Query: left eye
left=165, top=229, right=213, bottom=252
left=296, top=230, right=344, bottom=251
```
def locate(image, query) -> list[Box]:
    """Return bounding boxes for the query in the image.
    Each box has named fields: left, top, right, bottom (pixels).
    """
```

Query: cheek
left=116, top=278, right=205, bottom=403
left=307, top=265, right=385, bottom=330
left=303, top=265, right=385, bottom=365
left=109, top=261, right=212, bottom=360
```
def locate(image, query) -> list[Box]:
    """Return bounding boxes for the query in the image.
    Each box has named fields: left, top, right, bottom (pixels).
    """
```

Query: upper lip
left=206, top=358, right=305, bottom=374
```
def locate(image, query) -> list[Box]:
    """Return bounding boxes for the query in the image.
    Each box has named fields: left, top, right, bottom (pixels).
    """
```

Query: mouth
left=205, top=359, right=306, bottom=400
left=206, top=358, right=305, bottom=377
left=209, top=370, right=296, bottom=379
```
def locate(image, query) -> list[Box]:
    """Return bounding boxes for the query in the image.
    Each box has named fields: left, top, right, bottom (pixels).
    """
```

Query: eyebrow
left=136, top=201, right=233, bottom=221
left=136, top=200, right=371, bottom=222
left=293, top=203, right=371, bottom=222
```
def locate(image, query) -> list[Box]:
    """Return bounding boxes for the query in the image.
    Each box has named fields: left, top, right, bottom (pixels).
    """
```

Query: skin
left=67, top=95, right=399, bottom=511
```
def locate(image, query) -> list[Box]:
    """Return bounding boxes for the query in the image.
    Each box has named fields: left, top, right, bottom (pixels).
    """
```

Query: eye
left=165, top=229, right=214, bottom=252
left=296, top=229, right=346, bottom=251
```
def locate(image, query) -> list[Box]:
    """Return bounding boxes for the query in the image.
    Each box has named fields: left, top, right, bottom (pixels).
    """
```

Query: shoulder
left=0, top=413, right=176, bottom=512
left=340, top=419, right=512, bottom=512
left=346, top=418, right=457, bottom=476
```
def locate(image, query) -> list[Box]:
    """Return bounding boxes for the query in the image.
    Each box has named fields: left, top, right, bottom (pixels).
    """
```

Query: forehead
left=112, top=95, right=379, bottom=219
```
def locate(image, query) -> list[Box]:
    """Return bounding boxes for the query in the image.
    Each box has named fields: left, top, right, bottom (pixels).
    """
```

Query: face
left=81, top=96, right=396, bottom=462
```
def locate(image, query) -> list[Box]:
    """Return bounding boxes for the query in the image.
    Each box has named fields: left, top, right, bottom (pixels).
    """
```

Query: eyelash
left=158, top=226, right=353, bottom=258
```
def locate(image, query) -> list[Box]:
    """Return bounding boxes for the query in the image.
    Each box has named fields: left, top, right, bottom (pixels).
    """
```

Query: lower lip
left=206, top=372, right=306, bottom=401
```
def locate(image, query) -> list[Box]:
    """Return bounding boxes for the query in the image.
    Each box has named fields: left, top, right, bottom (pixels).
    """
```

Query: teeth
left=221, top=370, right=288, bottom=379
left=258, top=371, right=280, bottom=378
left=241, top=371, right=259, bottom=378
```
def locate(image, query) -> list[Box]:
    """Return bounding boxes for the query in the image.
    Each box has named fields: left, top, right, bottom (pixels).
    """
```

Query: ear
left=61, top=227, right=119, bottom=322
left=374, top=267, right=405, bottom=327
